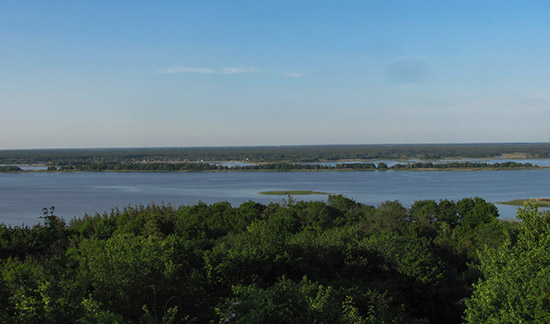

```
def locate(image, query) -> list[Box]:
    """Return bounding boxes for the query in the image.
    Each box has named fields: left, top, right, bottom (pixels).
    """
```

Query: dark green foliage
left=35, top=160, right=538, bottom=172
left=391, top=161, right=535, bottom=170
left=363, top=200, right=408, bottom=234
left=0, top=197, right=522, bottom=323
left=457, top=197, right=498, bottom=228
left=328, top=195, right=360, bottom=215
left=0, top=166, right=22, bottom=172
left=75, top=234, right=199, bottom=323
left=57, top=161, right=382, bottom=172
left=216, top=277, right=408, bottom=324
left=437, top=199, right=459, bottom=227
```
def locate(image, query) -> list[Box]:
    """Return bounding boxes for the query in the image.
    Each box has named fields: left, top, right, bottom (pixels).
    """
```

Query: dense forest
left=2, top=143, right=550, bottom=164
left=0, top=161, right=537, bottom=173
left=1, top=196, right=547, bottom=323
left=60, top=161, right=535, bottom=172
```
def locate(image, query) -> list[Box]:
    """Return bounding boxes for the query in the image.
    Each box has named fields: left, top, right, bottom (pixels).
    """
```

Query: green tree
left=437, top=200, right=458, bottom=227
left=409, top=200, right=439, bottom=233
left=216, top=277, right=405, bottom=324
left=465, top=204, right=550, bottom=323
left=75, top=234, right=190, bottom=322
left=363, top=201, right=408, bottom=233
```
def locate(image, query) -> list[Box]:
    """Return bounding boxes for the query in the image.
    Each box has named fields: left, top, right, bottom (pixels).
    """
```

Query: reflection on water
left=213, top=161, right=256, bottom=168
left=0, top=164, right=48, bottom=171
left=1, top=170, right=549, bottom=225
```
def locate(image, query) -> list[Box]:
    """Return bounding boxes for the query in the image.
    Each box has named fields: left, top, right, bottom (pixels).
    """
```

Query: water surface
left=1, top=170, right=548, bottom=225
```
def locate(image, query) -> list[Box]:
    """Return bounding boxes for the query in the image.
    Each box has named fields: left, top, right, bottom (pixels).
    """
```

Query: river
left=1, top=170, right=549, bottom=225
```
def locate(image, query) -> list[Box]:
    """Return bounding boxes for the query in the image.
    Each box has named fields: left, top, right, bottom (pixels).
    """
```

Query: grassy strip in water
left=259, top=190, right=330, bottom=195
left=498, top=198, right=550, bottom=207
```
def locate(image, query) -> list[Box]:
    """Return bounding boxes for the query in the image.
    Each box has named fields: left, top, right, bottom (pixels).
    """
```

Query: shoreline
left=497, top=198, right=550, bottom=207
left=1, top=166, right=547, bottom=174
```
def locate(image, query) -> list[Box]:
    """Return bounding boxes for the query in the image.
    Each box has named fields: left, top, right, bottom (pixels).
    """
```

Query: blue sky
left=2, top=1, right=550, bottom=149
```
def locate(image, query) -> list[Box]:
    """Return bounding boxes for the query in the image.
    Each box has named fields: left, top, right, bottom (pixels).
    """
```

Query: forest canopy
left=0, top=196, right=541, bottom=323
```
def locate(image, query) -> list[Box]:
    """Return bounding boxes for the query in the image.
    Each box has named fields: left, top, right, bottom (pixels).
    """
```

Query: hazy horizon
left=3, top=142, right=550, bottom=153
left=2, top=2, right=550, bottom=149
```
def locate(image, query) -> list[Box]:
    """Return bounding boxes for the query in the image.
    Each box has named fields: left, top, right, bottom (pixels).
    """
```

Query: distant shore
left=0, top=163, right=546, bottom=173
left=259, top=190, right=331, bottom=195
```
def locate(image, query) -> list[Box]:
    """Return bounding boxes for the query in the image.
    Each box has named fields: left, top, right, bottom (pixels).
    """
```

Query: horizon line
left=2, top=142, right=550, bottom=152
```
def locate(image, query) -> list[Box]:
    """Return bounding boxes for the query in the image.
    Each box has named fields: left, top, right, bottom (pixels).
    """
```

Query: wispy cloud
left=160, top=66, right=214, bottom=74
left=282, top=72, right=305, bottom=78
left=159, top=66, right=303, bottom=78
left=221, top=67, right=254, bottom=74
left=386, top=59, right=430, bottom=85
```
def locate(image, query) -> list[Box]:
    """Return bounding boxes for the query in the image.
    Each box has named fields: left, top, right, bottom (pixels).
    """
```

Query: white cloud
left=282, top=72, right=304, bottom=78
left=221, top=67, right=254, bottom=74
left=159, top=66, right=302, bottom=78
left=160, top=66, right=214, bottom=74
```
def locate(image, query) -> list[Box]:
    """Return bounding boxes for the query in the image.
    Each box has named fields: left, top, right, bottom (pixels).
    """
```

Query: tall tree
left=465, top=204, right=550, bottom=323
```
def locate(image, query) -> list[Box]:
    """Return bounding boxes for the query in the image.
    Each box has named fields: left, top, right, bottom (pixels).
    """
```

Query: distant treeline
left=2, top=143, right=550, bottom=164
left=390, top=161, right=535, bottom=170
left=0, top=166, right=22, bottom=172
left=50, top=161, right=537, bottom=172
left=57, top=162, right=379, bottom=172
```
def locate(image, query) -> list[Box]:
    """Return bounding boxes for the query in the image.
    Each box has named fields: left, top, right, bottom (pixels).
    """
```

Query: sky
left=1, top=1, right=550, bottom=149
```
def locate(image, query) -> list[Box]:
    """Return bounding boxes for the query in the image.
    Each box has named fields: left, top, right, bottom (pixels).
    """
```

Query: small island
left=498, top=198, right=550, bottom=207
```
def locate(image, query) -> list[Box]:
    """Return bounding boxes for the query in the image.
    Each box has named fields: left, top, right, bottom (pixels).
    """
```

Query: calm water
left=1, top=170, right=549, bottom=226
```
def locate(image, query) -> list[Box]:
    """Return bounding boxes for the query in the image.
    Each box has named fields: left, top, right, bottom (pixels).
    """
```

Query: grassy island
left=498, top=198, right=550, bottom=207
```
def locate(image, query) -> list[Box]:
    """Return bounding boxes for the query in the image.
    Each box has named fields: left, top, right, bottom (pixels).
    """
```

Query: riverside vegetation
left=0, top=161, right=538, bottom=173
left=0, top=196, right=547, bottom=323
left=1, top=143, right=544, bottom=173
